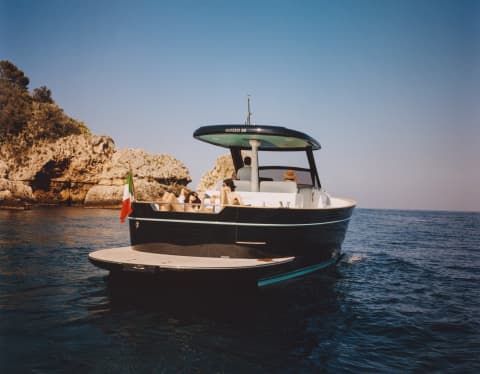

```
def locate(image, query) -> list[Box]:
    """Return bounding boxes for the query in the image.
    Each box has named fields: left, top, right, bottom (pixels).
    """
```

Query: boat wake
left=342, top=253, right=368, bottom=264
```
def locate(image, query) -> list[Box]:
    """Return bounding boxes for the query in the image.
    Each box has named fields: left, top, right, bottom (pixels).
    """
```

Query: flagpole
left=128, top=162, right=136, bottom=200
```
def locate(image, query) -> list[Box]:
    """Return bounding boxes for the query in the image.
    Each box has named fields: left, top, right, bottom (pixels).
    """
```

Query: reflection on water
left=1, top=207, right=479, bottom=372
left=93, top=271, right=344, bottom=371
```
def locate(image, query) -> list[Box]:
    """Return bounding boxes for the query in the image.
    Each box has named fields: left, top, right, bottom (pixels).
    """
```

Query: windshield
left=259, top=167, right=313, bottom=186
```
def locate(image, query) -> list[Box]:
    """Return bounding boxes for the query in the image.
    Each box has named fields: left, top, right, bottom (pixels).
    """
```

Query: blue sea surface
left=0, top=207, right=479, bottom=372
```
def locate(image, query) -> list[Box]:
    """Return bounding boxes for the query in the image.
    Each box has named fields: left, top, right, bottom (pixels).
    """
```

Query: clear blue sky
left=1, top=0, right=479, bottom=211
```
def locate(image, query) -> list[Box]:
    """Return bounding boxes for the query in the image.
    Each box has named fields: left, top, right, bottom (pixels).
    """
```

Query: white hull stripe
left=129, top=216, right=350, bottom=227
left=257, top=257, right=338, bottom=287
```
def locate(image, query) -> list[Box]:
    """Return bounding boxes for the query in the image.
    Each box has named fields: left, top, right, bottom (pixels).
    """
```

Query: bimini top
left=193, top=124, right=321, bottom=151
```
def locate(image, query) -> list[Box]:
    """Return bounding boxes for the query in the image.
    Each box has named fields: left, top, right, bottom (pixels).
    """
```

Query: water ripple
left=1, top=207, right=479, bottom=372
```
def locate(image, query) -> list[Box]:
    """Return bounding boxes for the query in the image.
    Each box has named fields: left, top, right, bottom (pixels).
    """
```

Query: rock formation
left=0, top=159, right=34, bottom=205
left=85, top=147, right=190, bottom=207
left=0, top=60, right=192, bottom=208
left=196, top=151, right=251, bottom=192
left=0, top=134, right=191, bottom=208
left=196, top=154, right=235, bottom=192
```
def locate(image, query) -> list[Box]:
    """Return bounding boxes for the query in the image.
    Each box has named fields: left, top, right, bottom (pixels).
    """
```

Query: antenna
left=245, top=95, right=252, bottom=125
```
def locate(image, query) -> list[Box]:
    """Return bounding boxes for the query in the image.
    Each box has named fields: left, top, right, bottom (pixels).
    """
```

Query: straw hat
left=283, top=169, right=297, bottom=182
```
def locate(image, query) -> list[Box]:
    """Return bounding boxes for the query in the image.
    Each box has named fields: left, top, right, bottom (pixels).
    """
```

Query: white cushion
left=259, top=181, right=298, bottom=193
left=237, top=191, right=298, bottom=208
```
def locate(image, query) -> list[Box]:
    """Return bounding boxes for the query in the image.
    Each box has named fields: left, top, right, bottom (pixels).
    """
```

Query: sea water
left=0, top=207, right=479, bottom=372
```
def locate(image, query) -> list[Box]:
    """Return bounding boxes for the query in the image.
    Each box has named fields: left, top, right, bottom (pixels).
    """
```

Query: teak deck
left=89, top=246, right=295, bottom=270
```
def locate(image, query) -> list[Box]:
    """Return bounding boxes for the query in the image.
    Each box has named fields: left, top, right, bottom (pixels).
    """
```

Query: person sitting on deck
left=220, top=178, right=244, bottom=206
left=283, top=169, right=298, bottom=183
left=236, top=156, right=252, bottom=180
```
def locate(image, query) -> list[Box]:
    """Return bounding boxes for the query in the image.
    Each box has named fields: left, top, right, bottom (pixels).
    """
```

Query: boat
left=89, top=108, right=356, bottom=287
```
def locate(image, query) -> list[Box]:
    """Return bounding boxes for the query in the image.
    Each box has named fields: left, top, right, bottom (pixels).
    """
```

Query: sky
left=1, top=0, right=479, bottom=211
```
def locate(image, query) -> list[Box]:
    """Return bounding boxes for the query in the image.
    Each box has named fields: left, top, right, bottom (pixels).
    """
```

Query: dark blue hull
left=114, top=202, right=355, bottom=286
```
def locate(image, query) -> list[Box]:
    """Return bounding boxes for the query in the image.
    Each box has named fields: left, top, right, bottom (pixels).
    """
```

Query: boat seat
left=237, top=191, right=298, bottom=208
left=233, top=180, right=252, bottom=192
left=260, top=180, right=298, bottom=193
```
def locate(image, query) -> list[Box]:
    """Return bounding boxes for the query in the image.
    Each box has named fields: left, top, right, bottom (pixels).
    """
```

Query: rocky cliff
left=0, top=134, right=191, bottom=208
left=196, top=154, right=235, bottom=192
left=0, top=60, right=192, bottom=208
left=196, top=151, right=251, bottom=192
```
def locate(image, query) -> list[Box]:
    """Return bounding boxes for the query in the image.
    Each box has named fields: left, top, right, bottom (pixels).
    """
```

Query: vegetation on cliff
left=0, top=60, right=89, bottom=151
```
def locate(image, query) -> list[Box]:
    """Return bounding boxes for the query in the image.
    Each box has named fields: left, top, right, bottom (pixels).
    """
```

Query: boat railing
left=150, top=201, right=223, bottom=213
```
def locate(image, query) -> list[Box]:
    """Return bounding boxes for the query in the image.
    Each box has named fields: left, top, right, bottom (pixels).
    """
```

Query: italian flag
left=120, top=171, right=134, bottom=223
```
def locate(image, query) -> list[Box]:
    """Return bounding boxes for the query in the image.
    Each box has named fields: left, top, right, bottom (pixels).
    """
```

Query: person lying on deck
left=184, top=191, right=202, bottom=212
left=158, top=189, right=185, bottom=212
left=177, top=188, right=189, bottom=204
left=220, top=178, right=244, bottom=206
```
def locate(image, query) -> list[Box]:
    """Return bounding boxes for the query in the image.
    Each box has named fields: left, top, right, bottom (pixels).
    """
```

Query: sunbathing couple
left=158, top=178, right=243, bottom=212
left=158, top=188, right=204, bottom=212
